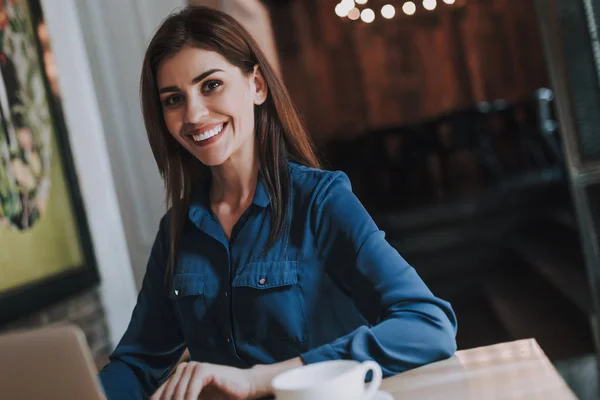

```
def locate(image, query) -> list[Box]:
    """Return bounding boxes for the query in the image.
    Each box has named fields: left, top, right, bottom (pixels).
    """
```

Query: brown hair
left=140, top=6, right=320, bottom=279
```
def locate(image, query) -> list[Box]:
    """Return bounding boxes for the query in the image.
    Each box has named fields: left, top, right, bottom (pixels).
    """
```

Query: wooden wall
left=268, top=0, right=549, bottom=144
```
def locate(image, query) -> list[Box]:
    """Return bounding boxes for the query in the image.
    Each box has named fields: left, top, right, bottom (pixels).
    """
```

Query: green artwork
left=0, top=0, right=85, bottom=294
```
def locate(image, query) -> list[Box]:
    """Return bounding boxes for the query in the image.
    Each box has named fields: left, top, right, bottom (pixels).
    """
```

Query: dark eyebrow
left=158, top=69, right=224, bottom=94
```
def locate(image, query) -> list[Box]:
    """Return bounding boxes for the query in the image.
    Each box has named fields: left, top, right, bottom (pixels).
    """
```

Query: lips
left=191, top=123, right=224, bottom=142
left=187, top=122, right=227, bottom=147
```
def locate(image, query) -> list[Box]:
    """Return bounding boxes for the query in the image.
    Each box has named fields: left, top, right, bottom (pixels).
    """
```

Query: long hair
left=140, top=6, right=321, bottom=280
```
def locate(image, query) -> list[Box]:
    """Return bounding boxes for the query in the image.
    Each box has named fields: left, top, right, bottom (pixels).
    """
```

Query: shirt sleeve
left=301, top=172, right=458, bottom=376
left=98, top=213, right=186, bottom=399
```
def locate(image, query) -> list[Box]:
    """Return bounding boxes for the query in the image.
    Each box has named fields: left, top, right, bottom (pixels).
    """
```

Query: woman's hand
left=150, top=361, right=261, bottom=400
left=150, top=357, right=304, bottom=400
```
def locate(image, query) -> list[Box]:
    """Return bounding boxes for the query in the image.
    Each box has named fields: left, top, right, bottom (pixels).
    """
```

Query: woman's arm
left=149, top=357, right=304, bottom=399
left=143, top=171, right=457, bottom=398
left=301, top=172, right=457, bottom=376
left=248, top=357, right=305, bottom=397
left=99, top=213, right=187, bottom=399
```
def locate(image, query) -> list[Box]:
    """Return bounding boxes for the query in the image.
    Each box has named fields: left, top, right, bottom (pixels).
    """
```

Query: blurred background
left=0, top=0, right=599, bottom=399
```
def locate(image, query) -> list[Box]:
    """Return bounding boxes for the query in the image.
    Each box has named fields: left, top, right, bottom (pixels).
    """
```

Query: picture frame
left=0, top=0, right=99, bottom=325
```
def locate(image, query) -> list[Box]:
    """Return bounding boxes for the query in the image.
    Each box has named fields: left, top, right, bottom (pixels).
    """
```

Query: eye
left=163, top=94, right=183, bottom=107
left=202, top=80, right=223, bottom=93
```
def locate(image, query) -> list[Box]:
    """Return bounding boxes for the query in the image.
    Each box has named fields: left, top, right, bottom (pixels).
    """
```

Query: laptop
left=0, top=324, right=105, bottom=400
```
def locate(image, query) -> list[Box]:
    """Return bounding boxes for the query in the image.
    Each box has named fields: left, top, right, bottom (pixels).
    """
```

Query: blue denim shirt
left=99, top=163, right=457, bottom=399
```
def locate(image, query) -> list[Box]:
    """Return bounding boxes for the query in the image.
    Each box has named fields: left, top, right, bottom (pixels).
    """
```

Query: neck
left=209, top=150, right=260, bottom=210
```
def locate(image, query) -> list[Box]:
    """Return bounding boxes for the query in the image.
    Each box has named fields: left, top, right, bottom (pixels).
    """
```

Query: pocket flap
left=232, top=261, right=298, bottom=289
left=169, top=273, right=204, bottom=299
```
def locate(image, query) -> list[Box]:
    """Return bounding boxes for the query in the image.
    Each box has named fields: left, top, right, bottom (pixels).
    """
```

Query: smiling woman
left=98, top=6, right=458, bottom=400
left=139, top=10, right=322, bottom=274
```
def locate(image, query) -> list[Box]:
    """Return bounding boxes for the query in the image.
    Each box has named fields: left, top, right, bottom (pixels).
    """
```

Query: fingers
left=185, top=364, right=209, bottom=400
left=172, top=363, right=195, bottom=400
left=163, top=362, right=189, bottom=400
left=150, top=362, right=187, bottom=400
left=151, top=362, right=248, bottom=400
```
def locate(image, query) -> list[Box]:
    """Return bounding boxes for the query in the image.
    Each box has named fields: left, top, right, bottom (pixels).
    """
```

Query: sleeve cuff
left=98, top=360, right=144, bottom=400
left=300, top=343, right=342, bottom=365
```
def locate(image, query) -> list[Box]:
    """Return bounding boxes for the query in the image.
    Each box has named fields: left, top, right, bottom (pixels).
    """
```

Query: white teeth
left=192, top=123, right=224, bottom=142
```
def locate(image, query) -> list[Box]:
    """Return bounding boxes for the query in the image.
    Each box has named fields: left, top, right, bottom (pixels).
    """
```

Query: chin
left=192, top=151, right=229, bottom=168
left=199, top=158, right=226, bottom=167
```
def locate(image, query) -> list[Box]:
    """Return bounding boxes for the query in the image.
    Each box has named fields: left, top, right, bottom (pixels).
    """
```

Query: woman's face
left=157, top=46, right=267, bottom=167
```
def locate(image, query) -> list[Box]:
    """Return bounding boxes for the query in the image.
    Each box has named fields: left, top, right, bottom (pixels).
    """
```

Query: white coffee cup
left=272, top=360, right=382, bottom=400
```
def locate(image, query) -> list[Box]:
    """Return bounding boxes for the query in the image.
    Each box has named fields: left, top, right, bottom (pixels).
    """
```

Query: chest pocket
left=169, top=273, right=212, bottom=324
left=231, top=261, right=308, bottom=343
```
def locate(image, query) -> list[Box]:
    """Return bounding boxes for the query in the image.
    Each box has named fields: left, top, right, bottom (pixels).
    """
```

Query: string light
left=361, top=8, right=375, bottom=23
left=348, top=7, right=361, bottom=20
left=335, top=3, right=350, bottom=17
left=381, top=4, right=396, bottom=19
left=402, top=1, right=416, bottom=15
left=423, top=0, right=437, bottom=10
left=337, top=0, right=457, bottom=22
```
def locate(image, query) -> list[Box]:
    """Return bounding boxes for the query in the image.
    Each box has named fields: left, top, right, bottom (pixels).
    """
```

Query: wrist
left=248, top=364, right=274, bottom=399
left=248, top=357, right=304, bottom=399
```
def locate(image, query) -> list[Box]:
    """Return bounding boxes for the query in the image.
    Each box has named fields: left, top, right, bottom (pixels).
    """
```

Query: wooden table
left=380, top=339, right=577, bottom=399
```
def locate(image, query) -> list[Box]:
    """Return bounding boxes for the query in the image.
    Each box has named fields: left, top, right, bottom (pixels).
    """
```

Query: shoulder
left=288, top=162, right=352, bottom=202
left=289, top=163, right=377, bottom=237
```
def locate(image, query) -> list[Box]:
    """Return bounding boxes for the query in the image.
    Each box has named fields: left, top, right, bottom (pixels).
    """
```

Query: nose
left=184, top=95, right=209, bottom=124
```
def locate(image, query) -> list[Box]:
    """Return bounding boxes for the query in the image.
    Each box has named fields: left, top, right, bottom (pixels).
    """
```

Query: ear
left=251, top=64, right=268, bottom=106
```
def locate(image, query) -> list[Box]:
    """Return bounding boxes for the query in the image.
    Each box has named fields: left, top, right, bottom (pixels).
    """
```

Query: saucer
left=372, top=390, right=394, bottom=400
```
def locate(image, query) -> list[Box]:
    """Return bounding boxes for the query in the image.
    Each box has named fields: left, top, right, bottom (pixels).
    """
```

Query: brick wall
left=1, top=288, right=112, bottom=362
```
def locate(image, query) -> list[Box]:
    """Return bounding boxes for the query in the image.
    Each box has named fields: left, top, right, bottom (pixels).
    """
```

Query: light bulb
left=402, top=1, right=417, bottom=15
left=361, top=8, right=375, bottom=23
left=341, top=0, right=355, bottom=9
left=423, top=0, right=437, bottom=10
left=335, top=3, right=350, bottom=17
left=348, top=7, right=361, bottom=20
left=381, top=4, right=396, bottom=19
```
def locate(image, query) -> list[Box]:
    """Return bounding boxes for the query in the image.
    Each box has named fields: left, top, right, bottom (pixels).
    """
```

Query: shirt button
left=226, top=338, right=231, bottom=343
left=258, top=278, right=266, bottom=285
left=224, top=291, right=228, bottom=297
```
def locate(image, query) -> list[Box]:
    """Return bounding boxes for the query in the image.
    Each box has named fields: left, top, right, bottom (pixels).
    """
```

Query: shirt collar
left=252, top=175, right=270, bottom=208
left=188, top=173, right=270, bottom=226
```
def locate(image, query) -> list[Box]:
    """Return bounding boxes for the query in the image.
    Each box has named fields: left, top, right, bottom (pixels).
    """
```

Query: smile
left=188, top=122, right=228, bottom=147
left=191, top=122, right=226, bottom=142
